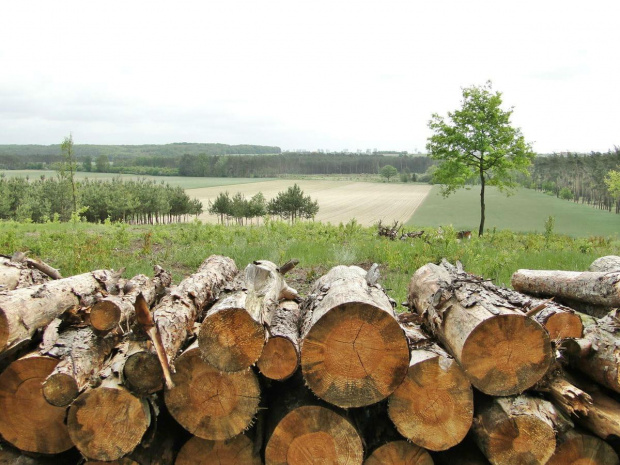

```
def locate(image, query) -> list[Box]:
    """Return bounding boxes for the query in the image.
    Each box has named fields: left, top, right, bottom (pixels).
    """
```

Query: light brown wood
left=164, top=341, right=260, bottom=440
left=0, top=354, right=73, bottom=454
left=409, top=261, right=552, bottom=396
left=388, top=317, right=473, bottom=451
left=364, top=441, right=433, bottom=465
left=257, top=300, right=301, bottom=380
left=199, top=260, right=299, bottom=373
left=175, top=434, right=261, bottom=465
left=0, top=269, right=121, bottom=353
left=512, top=269, right=620, bottom=307
left=471, top=394, right=569, bottom=465
left=300, top=265, right=409, bottom=408
left=547, top=429, right=619, bottom=465
left=0, top=256, right=25, bottom=290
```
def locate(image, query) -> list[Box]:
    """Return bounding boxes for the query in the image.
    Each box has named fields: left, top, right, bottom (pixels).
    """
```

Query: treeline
left=528, top=148, right=620, bottom=213
left=0, top=176, right=202, bottom=224
left=179, top=152, right=434, bottom=177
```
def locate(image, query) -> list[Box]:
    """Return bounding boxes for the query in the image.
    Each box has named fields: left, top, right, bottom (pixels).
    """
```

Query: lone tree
left=379, top=164, right=398, bottom=182
left=268, top=184, right=319, bottom=223
left=426, top=81, right=534, bottom=236
left=59, top=134, right=78, bottom=217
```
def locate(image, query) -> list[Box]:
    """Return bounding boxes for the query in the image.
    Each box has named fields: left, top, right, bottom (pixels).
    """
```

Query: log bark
left=0, top=354, right=73, bottom=454
left=511, top=269, right=620, bottom=307
left=387, top=315, right=473, bottom=451
left=546, top=429, right=619, bottom=465
left=199, top=260, right=298, bottom=373
left=364, top=441, right=433, bottom=465
left=471, top=394, right=571, bottom=465
left=408, top=260, right=552, bottom=396
left=0, top=269, right=122, bottom=353
left=257, top=300, right=301, bottom=381
left=590, top=256, right=620, bottom=273
left=300, top=265, right=409, bottom=408
left=175, top=434, right=261, bottom=465
left=164, top=340, right=260, bottom=441
left=122, top=255, right=237, bottom=394
left=90, top=266, right=171, bottom=333
left=66, top=366, right=151, bottom=461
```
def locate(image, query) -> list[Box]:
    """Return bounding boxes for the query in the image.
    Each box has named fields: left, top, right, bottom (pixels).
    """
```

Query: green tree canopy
left=426, top=81, right=534, bottom=236
left=268, top=184, right=319, bottom=223
left=379, top=165, right=398, bottom=182
left=605, top=169, right=620, bottom=198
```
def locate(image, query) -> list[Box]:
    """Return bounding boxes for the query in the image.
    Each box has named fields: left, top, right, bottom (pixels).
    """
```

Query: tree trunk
left=257, top=300, right=301, bottom=381
left=479, top=166, right=485, bottom=236
left=387, top=314, right=473, bottom=451
left=0, top=354, right=74, bottom=454
left=0, top=269, right=122, bottom=353
left=164, top=340, right=260, bottom=441
left=300, top=265, right=409, bottom=408
left=589, top=256, right=620, bottom=273
left=90, top=266, right=171, bottom=334
left=175, top=434, right=261, bottom=465
left=364, top=441, right=433, bottom=465
left=123, top=255, right=237, bottom=394
left=199, top=260, right=298, bottom=373
left=471, top=394, right=570, bottom=465
left=408, top=260, right=552, bottom=396
left=546, top=429, right=619, bottom=465
left=511, top=269, right=620, bottom=307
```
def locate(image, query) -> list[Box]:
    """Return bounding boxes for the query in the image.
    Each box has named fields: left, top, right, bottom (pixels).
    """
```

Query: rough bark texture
left=387, top=315, right=473, bottom=451
left=300, top=265, right=409, bottom=408
left=511, top=269, right=620, bottom=307
left=164, top=341, right=260, bottom=441
left=0, top=354, right=73, bottom=454
left=90, top=266, right=171, bottom=333
left=364, top=441, right=433, bottom=465
left=590, top=256, right=620, bottom=273
left=547, top=429, right=619, bottom=465
left=0, top=256, right=50, bottom=291
left=471, top=394, right=571, bottom=465
left=257, top=300, right=301, bottom=381
left=199, top=260, right=298, bottom=373
left=0, top=269, right=121, bottom=353
left=175, top=434, right=261, bottom=465
left=409, top=260, right=552, bottom=396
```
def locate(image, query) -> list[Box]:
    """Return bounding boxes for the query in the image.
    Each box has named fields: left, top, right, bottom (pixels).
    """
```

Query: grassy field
left=409, top=186, right=620, bottom=238
left=188, top=180, right=431, bottom=226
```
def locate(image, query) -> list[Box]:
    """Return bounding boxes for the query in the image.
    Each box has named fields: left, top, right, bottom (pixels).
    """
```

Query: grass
left=0, top=170, right=275, bottom=189
left=1, top=220, right=618, bottom=311
left=409, top=186, right=620, bottom=238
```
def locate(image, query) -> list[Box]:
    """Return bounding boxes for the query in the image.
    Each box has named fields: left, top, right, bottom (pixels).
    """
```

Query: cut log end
left=388, top=353, right=473, bottom=451
left=42, top=372, right=79, bottom=407
left=258, top=336, right=299, bottom=381
left=90, top=300, right=122, bottom=332
left=164, top=347, right=260, bottom=440
left=123, top=351, right=163, bottom=395
left=0, top=356, right=73, bottom=454
left=364, top=441, right=433, bottom=465
left=462, top=314, right=552, bottom=396
left=176, top=434, right=262, bottom=465
left=547, top=431, right=620, bottom=465
left=67, top=386, right=150, bottom=461
left=199, top=307, right=265, bottom=372
left=301, top=302, right=409, bottom=408
left=265, top=405, right=364, bottom=465
left=544, top=312, right=583, bottom=340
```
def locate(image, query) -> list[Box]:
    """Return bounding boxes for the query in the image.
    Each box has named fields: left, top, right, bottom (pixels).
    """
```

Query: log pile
left=0, top=254, right=619, bottom=464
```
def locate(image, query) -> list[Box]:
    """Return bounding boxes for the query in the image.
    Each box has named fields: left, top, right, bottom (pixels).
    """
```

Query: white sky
left=0, top=0, right=618, bottom=153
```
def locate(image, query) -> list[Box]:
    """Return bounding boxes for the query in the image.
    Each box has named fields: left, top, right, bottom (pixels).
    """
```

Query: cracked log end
left=123, top=351, right=164, bottom=395
left=258, top=336, right=299, bottom=381
left=301, top=302, right=409, bottom=408
left=199, top=307, right=265, bottom=372
left=164, top=346, right=260, bottom=441
left=365, top=441, right=433, bottom=465
left=461, top=314, right=552, bottom=396
left=67, top=386, right=150, bottom=461
left=176, top=434, right=261, bottom=465
left=265, top=405, right=364, bottom=465
left=42, top=371, right=79, bottom=407
left=388, top=353, right=473, bottom=451
left=0, top=355, right=73, bottom=454
left=547, top=431, right=619, bottom=465
left=90, top=300, right=122, bottom=332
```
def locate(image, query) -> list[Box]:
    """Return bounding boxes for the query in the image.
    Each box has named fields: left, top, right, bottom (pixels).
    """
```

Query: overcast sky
left=1, top=0, right=618, bottom=153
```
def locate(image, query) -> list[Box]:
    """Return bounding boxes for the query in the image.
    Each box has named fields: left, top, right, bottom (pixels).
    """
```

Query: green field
left=0, top=170, right=274, bottom=189
left=409, top=186, right=620, bottom=238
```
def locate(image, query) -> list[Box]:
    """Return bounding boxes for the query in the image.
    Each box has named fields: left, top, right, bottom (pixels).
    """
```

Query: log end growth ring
left=461, top=314, right=552, bottom=396
left=123, top=351, right=164, bottom=395
left=176, top=434, right=262, bottom=465
left=301, top=302, right=409, bottom=408
left=544, top=312, right=583, bottom=341
left=364, top=441, right=434, bottom=465
left=42, top=372, right=79, bottom=407
left=258, top=336, right=299, bottom=381
left=90, top=300, right=121, bottom=332
left=199, top=307, right=265, bottom=372
left=547, top=433, right=619, bottom=465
